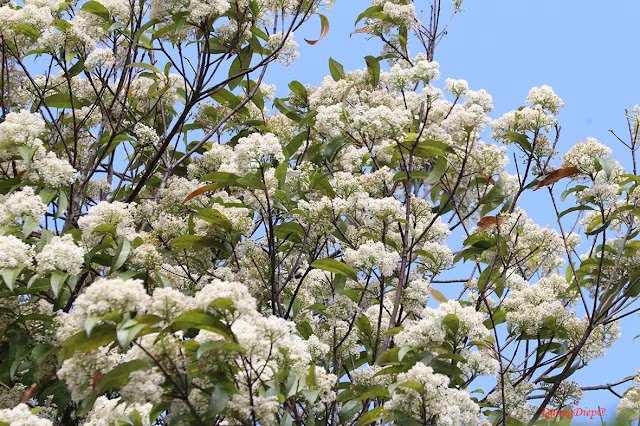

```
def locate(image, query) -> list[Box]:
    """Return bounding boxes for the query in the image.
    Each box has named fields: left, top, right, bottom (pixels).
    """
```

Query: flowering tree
left=1, top=0, right=640, bottom=424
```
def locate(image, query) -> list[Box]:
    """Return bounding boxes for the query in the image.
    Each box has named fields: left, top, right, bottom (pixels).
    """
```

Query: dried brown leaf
left=533, top=167, right=581, bottom=190
left=305, top=14, right=329, bottom=45
left=477, top=215, right=506, bottom=231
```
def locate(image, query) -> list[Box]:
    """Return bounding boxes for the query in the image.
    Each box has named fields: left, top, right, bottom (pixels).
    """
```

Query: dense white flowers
left=26, top=151, right=77, bottom=187
left=133, top=123, right=160, bottom=146
left=0, top=403, right=53, bottom=426
left=36, top=235, right=85, bottom=275
left=343, top=241, right=397, bottom=276
left=78, top=201, right=136, bottom=239
left=562, top=137, right=613, bottom=174
left=502, top=274, right=571, bottom=334
left=0, top=235, right=34, bottom=271
left=0, top=187, right=47, bottom=226
left=268, top=32, right=300, bottom=66
left=386, top=363, right=481, bottom=424
left=0, top=110, right=45, bottom=160
left=83, top=396, right=152, bottom=426
left=232, top=132, right=285, bottom=174
left=396, top=300, right=491, bottom=348
left=71, top=277, right=149, bottom=321
left=196, top=279, right=257, bottom=316
left=526, top=85, right=564, bottom=114
left=85, top=48, right=116, bottom=70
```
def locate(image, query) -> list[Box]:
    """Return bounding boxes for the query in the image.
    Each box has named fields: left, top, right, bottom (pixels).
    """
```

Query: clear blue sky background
left=263, top=1, right=640, bottom=422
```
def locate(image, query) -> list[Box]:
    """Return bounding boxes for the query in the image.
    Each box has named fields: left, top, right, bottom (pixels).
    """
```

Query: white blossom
left=0, top=403, right=53, bottom=426
left=36, top=235, right=85, bottom=275
left=0, top=235, right=34, bottom=271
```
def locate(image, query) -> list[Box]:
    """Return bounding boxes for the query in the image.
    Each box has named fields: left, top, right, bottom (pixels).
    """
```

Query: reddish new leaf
left=21, top=383, right=38, bottom=403
left=182, top=184, right=221, bottom=205
left=533, top=167, right=581, bottom=190
left=350, top=27, right=376, bottom=37
left=477, top=215, right=505, bottom=231
left=92, top=369, right=104, bottom=392
left=305, top=14, right=329, bottom=45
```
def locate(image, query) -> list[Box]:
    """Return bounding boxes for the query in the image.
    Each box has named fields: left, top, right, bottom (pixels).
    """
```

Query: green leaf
left=355, top=5, right=384, bottom=24
left=110, top=237, right=131, bottom=273
left=502, top=131, right=532, bottom=151
left=51, top=271, right=69, bottom=296
left=170, top=235, right=225, bottom=251
left=442, top=313, right=459, bottom=334
left=364, top=56, right=380, bottom=86
left=558, top=205, right=593, bottom=219
left=117, top=319, right=147, bottom=348
left=96, top=360, right=148, bottom=394
left=310, top=258, right=358, bottom=281
left=288, top=80, right=307, bottom=100
left=357, top=406, right=385, bottom=426
left=596, top=157, right=617, bottom=179
left=196, top=208, right=233, bottom=232
left=479, top=176, right=505, bottom=204
left=60, top=324, right=117, bottom=361
left=197, top=340, right=245, bottom=359
left=206, top=386, right=229, bottom=419
left=45, top=93, right=85, bottom=109
left=80, top=0, right=111, bottom=21
left=169, top=310, right=231, bottom=337
left=273, top=222, right=304, bottom=243
left=1, top=267, right=22, bottom=291
left=126, top=62, right=161, bottom=75
left=328, top=57, right=345, bottom=81
left=339, top=400, right=362, bottom=423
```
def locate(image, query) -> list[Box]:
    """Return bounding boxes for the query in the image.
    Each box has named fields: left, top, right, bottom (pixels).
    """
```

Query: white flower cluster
left=564, top=316, right=620, bottom=363
left=0, top=235, right=34, bottom=271
left=133, top=123, right=160, bottom=146
left=0, top=403, right=53, bottom=426
left=71, top=277, right=149, bottom=321
left=83, top=396, right=152, bottom=426
left=150, top=0, right=229, bottom=23
left=617, top=371, right=640, bottom=420
left=526, top=84, right=565, bottom=114
left=85, top=48, right=117, bottom=70
left=396, top=300, right=491, bottom=347
left=386, top=363, right=481, bottom=425
left=343, top=241, right=397, bottom=276
left=78, top=200, right=137, bottom=241
left=369, top=0, right=419, bottom=32
left=485, top=373, right=535, bottom=423
left=26, top=151, right=77, bottom=188
left=562, top=137, right=613, bottom=174
left=267, top=32, right=300, bottom=66
left=228, top=132, right=285, bottom=175
left=445, top=78, right=469, bottom=97
left=196, top=278, right=258, bottom=316
left=0, top=110, right=45, bottom=160
left=502, top=274, right=570, bottom=334
left=0, top=187, right=47, bottom=226
left=36, top=235, right=86, bottom=275
left=148, top=287, right=195, bottom=321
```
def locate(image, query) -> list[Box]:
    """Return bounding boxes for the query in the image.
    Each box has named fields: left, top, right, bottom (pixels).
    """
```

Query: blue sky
left=264, top=0, right=640, bottom=421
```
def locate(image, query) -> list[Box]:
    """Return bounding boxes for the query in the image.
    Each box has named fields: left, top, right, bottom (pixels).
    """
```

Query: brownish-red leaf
left=305, top=14, right=329, bottom=45
left=22, top=383, right=38, bottom=403
left=533, top=167, right=581, bottom=191
left=182, top=184, right=221, bottom=205
left=92, top=369, right=104, bottom=393
left=350, top=27, right=376, bottom=37
left=477, top=215, right=505, bottom=231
